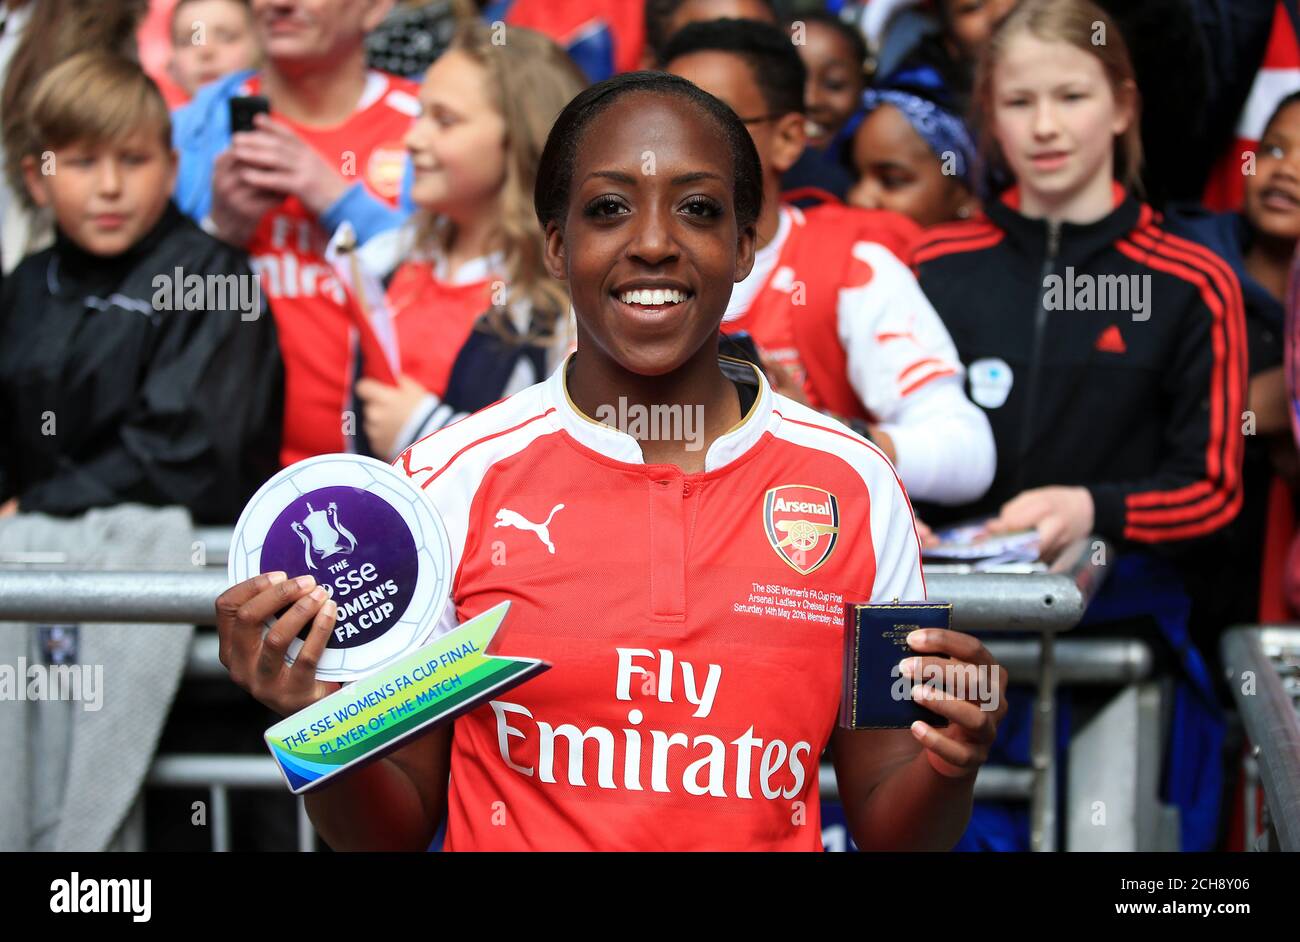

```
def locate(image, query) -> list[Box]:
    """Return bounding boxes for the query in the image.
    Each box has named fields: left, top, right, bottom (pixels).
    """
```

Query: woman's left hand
left=900, top=628, right=1009, bottom=779
left=985, top=485, right=1094, bottom=561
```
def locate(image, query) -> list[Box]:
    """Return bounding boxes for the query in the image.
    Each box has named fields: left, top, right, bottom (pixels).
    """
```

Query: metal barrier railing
left=181, top=632, right=1154, bottom=685
left=0, top=558, right=1107, bottom=632
left=0, top=534, right=1117, bottom=851
left=175, top=633, right=1146, bottom=850
left=1221, top=626, right=1300, bottom=851
left=145, top=756, right=316, bottom=852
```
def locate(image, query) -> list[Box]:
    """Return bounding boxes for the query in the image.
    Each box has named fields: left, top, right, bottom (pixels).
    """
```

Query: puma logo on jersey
left=495, top=504, right=565, bottom=554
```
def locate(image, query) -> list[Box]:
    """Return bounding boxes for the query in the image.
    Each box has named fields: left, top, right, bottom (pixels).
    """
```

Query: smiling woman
left=216, top=70, right=1009, bottom=852
left=533, top=72, right=762, bottom=430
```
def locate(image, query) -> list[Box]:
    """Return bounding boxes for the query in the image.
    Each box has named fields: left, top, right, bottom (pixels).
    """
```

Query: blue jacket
left=170, top=69, right=415, bottom=246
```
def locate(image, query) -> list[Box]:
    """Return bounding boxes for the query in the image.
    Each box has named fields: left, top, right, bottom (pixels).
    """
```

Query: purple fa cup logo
left=261, top=486, right=418, bottom=649
left=229, top=454, right=453, bottom=681
left=292, top=501, right=359, bottom=570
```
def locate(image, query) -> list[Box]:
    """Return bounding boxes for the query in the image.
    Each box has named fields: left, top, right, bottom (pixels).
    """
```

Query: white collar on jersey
left=545, top=352, right=773, bottom=472
left=240, top=70, right=391, bottom=112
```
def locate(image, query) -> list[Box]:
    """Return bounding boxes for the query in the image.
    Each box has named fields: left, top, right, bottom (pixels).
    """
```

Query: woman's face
left=848, top=104, right=974, bottom=227
left=544, top=92, right=756, bottom=377
left=990, top=34, right=1132, bottom=212
left=1246, top=102, right=1300, bottom=244
left=798, top=21, right=864, bottom=149
left=404, top=49, right=508, bottom=220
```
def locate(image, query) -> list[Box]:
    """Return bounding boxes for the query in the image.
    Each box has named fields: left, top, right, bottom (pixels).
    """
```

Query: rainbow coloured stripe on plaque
left=265, top=601, right=548, bottom=793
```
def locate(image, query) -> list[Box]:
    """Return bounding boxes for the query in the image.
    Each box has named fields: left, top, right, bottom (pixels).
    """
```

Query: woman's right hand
left=215, top=572, right=342, bottom=717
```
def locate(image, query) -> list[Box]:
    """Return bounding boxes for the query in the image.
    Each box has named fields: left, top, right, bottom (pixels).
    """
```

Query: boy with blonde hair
left=0, top=52, right=282, bottom=523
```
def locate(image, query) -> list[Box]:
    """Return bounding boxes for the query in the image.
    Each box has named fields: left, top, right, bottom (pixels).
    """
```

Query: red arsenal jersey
left=721, top=204, right=958, bottom=421
left=384, top=257, right=496, bottom=397
left=395, top=355, right=926, bottom=850
left=242, top=71, right=420, bottom=465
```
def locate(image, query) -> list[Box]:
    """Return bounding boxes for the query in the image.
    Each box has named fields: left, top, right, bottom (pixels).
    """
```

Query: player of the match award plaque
left=230, top=454, right=451, bottom=682
left=229, top=454, right=548, bottom=793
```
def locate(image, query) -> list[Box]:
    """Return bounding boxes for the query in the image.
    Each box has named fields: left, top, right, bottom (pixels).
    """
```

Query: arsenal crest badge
left=763, top=485, right=841, bottom=575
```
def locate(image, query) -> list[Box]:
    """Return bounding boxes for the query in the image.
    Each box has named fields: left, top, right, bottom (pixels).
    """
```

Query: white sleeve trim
left=394, top=385, right=557, bottom=638
left=833, top=240, right=994, bottom=504
left=877, top=376, right=996, bottom=506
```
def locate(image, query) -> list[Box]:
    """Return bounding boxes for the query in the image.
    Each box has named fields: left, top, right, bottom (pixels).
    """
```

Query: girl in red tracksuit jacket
left=914, top=0, right=1249, bottom=563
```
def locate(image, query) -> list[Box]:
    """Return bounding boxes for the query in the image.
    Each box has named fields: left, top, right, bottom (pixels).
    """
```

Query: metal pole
left=1030, top=630, right=1057, bottom=852
left=297, top=798, right=315, bottom=853
left=1244, top=750, right=1258, bottom=851
left=0, top=568, right=1105, bottom=633
left=210, top=785, right=231, bottom=853
left=1222, top=627, right=1300, bottom=851
left=0, top=570, right=229, bottom=623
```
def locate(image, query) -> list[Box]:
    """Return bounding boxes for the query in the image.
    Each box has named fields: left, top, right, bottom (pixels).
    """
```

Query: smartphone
left=229, top=95, right=270, bottom=133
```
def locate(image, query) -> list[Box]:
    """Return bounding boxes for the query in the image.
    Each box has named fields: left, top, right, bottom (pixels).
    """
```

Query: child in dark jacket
left=915, top=0, right=1249, bottom=564
left=0, top=52, right=282, bottom=524
left=1164, top=92, right=1300, bottom=642
left=914, top=0, right=1249, bottom=853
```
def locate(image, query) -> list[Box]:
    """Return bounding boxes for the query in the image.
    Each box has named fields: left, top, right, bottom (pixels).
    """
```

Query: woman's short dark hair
left=534, top=70, right=764, bottom=236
